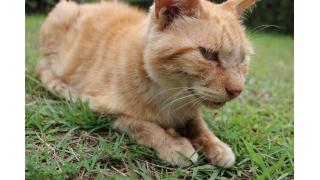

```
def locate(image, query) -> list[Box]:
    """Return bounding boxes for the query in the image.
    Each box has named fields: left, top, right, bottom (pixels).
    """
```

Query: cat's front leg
left=178, top=117, right=235, bottom=167
left=112, top=116, right=198, bottom=167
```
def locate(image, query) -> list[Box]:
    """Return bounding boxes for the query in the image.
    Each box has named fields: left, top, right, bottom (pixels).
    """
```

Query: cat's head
left=144, top=0, right=255, bottom=109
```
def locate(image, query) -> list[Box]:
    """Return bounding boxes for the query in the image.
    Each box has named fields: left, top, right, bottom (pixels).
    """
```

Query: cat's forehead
left=172, top=16, right=244, bottom=51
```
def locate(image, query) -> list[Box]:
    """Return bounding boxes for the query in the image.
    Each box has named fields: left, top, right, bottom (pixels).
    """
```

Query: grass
left=25, top=15, right=294, bottom=179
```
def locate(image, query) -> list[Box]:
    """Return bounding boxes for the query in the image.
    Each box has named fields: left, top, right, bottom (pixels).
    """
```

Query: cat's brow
left=164, top=47, right=195, bottom=60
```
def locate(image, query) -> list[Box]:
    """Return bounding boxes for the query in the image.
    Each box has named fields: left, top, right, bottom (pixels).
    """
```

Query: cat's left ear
left=223, top=0, right=256, bottom=17
left=154, top=0, right=202, bottom=29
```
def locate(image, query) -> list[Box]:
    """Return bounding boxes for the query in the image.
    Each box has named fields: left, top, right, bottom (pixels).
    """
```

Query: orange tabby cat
left=37, top=0, right=255, bottom=167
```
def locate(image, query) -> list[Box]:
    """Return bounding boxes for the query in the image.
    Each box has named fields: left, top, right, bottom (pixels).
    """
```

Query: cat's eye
left=199, top=47, right=219, bottom=61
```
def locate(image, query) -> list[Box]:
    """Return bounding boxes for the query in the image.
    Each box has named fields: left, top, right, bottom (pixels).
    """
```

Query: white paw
left=206, top=142, right=235, bottom=168
left=158, top=137, right=198, bottom=167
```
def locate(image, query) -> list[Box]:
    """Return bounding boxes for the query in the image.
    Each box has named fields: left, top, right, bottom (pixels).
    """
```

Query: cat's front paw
left=158, top=137, right=198, bottom=167
left=205, top=141, right=235, bottom=168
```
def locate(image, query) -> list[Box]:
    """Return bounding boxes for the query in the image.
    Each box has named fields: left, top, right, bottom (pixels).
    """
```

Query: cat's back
left=37, top=1, right=146, bottom=102
left=78, top=1, right=146, bottom=27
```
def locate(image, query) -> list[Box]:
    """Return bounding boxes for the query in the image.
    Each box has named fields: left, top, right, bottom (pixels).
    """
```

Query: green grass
left=25, top=15, right=294, bottom=179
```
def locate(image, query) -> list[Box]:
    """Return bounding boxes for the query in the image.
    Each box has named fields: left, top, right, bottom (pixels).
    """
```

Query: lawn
left=25, top=15, right=294, bottom=179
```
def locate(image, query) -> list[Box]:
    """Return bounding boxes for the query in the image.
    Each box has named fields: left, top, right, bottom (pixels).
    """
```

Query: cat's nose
left=226, top=87, right=242, bottom=99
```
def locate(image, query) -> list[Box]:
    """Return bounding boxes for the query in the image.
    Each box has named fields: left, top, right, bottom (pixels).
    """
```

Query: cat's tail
left=36, top=0, right=80, bottom=98
left=38, top=0, right=79, bottom=62
left=37, top=0, right=79, bottom=75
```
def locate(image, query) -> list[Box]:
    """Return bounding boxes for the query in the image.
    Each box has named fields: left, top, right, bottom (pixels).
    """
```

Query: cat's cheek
left=159, top=67, right=202, bottom=86
left=159, top=65, right=191, bottom=77
left=162, top=67, right=185, bottom=75
left=241, top=64, right=250, bottom=75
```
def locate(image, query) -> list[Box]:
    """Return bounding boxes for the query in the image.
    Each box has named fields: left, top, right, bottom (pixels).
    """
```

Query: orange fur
left=37, top=0, right=255, bottom=167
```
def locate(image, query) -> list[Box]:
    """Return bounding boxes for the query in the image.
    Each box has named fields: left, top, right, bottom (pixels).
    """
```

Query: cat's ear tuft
left=154, top=0, right=201, bottom=29
left=223, top=0, right=256, bottom=17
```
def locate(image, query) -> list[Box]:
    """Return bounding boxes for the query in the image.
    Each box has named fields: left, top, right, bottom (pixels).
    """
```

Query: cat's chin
left=202, top=100, right=226, bottom=109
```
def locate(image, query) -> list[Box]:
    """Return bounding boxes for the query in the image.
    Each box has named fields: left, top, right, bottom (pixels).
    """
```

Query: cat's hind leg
left=36, top=0, right=80, bottom=99
left=36, top=59, right=78, bottom=100
left=112, top=116, right=199, bottom=167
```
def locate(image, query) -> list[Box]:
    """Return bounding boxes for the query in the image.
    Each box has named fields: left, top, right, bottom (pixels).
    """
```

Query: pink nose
left=226, top=87, right=242, bottom=99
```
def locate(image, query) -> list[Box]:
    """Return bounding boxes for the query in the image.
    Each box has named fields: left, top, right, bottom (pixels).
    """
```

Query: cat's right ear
left=154, top=0, right=201, bottom=29
left=223, top=0, right=256, bottom=17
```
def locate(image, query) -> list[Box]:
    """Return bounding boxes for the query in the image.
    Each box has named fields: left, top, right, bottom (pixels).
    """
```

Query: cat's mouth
left=202, top=100, right=226, bottom=109
left=187, top=88, right=226, bottom=109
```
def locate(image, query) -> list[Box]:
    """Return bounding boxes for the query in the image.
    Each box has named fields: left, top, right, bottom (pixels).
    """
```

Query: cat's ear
left=154, top=0, right=202, bottom=29
left=223, top=0, right=256, bottom=17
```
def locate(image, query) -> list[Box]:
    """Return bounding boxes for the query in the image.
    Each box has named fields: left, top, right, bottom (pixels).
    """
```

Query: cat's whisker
left=153, top=88, right=188, bottom=118
left=190, top=87, right=220, bottom=98
left=159, top=88, right=187, bottom=108
left=175, top=96, right=199, bottom=112
left=147, top=87, right=189, bottom=105
left=160, top=94, right=194, bottom=114
left=165, top=90, right=187, bottom=117
left=164, top=93, right=194, bottom=116
left=186, top=96, right=203, bottom=112
left=248, top=24, right=280, bottom=37
left=188, top=97, right=202, bottom=111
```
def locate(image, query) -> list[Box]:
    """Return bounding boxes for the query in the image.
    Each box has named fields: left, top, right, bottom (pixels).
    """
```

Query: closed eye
left=199, top=47, right=219, bottom=62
